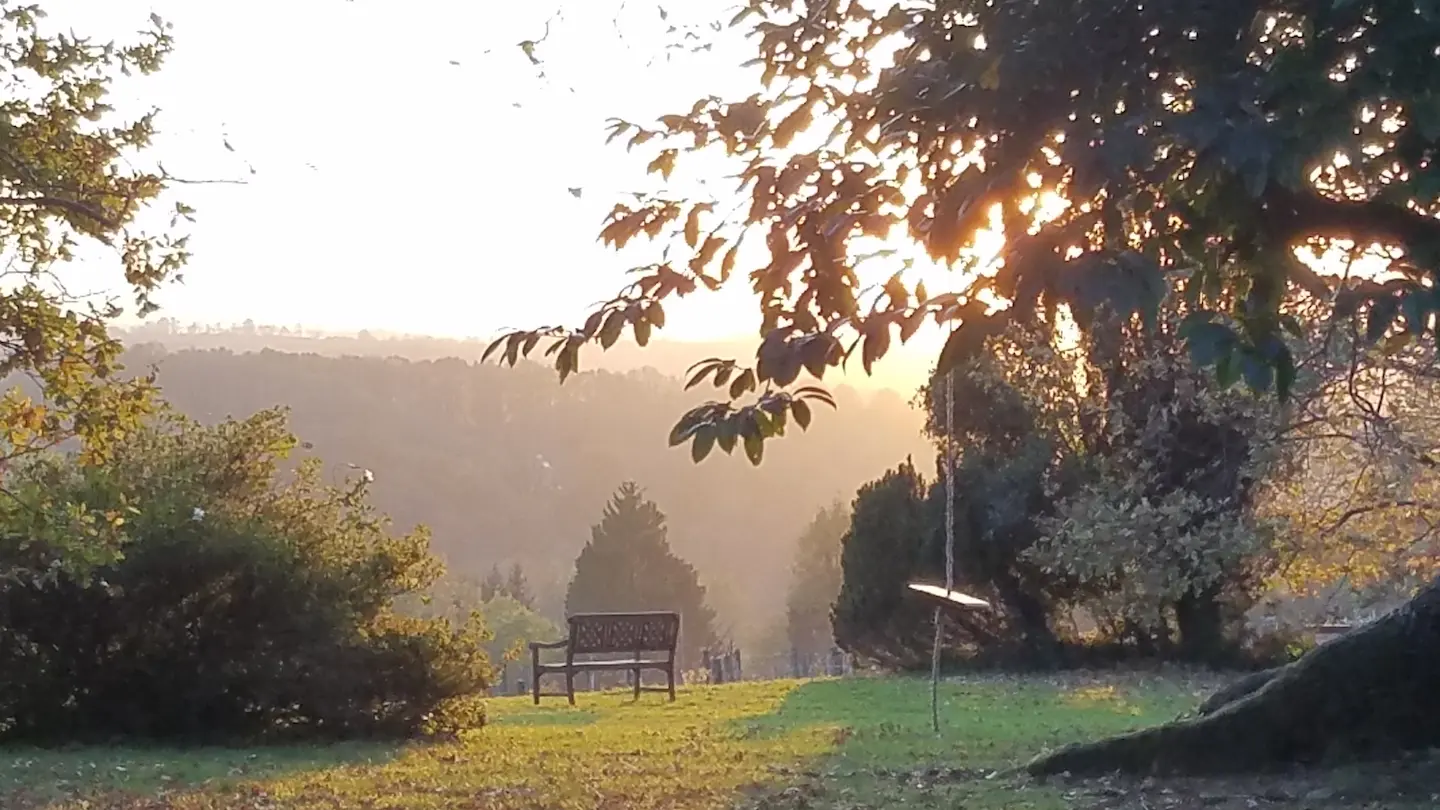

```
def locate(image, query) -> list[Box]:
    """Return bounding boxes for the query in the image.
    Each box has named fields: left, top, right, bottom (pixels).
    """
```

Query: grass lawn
left=3, top=673, right=1433, bottom=810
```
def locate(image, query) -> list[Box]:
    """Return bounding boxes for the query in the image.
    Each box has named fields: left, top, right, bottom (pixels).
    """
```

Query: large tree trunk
left=1026, top=577, right=1440, bottom=777
left=1174, top=585, right=1226, bottom=662
left=992, top=570, right=1063, bottom=665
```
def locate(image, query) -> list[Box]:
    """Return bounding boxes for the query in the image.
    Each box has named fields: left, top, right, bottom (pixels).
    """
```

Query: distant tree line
left=109, top=342, right=927, bottom=646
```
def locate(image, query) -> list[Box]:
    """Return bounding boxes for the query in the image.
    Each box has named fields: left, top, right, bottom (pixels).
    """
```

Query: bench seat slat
left=536, top=658, right=670, bottom=672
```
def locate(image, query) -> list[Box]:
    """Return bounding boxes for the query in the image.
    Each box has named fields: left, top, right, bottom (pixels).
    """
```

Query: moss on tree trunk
left=1194, top=666, right=1282, bottom=716
left=1026, top=578, right=1440, bottom=777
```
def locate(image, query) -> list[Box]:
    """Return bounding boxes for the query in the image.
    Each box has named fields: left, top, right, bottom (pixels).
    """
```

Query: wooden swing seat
left=905, top=583, right=991, bottom=611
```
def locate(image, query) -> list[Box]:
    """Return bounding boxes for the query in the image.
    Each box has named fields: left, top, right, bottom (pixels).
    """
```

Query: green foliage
left=0, top=408, right=490, bottom=743
left=413, top=576, right=562, bottom=672
left=0, top=7, right=192, bottom=576
left=114, top=341, right=932, bottom=642
left=784, top=500, right=849, bottom=658
left=952, top=307, right=1286, bottom=661
left=565, top=481, right=718, bottom=667
left=831, top=460, right=937, bottom=667
left=0, top=676, right=1210, bottom=810
left=481, top=565, right=506, bottom=602
left=505, top=562, right=536, bottom=611
left=837, top=293, right=1295, bottom=667
left=475, top=563, right=536, bottom=611
left=487, top=0, right=1440, bottom=460
left=479, top=594, right=562, bottom=663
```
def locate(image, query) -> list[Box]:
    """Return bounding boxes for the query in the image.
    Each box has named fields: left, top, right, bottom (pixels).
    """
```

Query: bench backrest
left=567, top=612, right=680, bottom=657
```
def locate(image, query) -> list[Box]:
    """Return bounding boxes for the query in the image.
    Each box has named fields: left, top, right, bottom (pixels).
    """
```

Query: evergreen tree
left=480, top=565, right=505, bottom=603
left=565, top=482, right=717, bottom=667
left=505, top=562, right=535, bottom=611
left=832, top=460, right=935, bottom=668
left=785, top=501, right=850, bottom=660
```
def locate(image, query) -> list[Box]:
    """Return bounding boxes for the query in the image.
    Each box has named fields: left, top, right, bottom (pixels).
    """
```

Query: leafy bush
left=406, top=578, right=563, bottom=692
left=0, top=408, right=490, bottom=743
left=832, top=460, right=941, bottom=668
left=786, top=501, right=849, bottom=660
left=836, top=303, right=1295, bottom=670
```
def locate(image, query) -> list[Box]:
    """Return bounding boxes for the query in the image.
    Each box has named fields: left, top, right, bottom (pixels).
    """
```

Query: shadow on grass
left=722, top=674, right=1205, bottom=810
left=731, top=674, right=1440, bottom=810
left=0, top=740, right=402, bottom=804
left=734, top=674, right=1192, bottom=767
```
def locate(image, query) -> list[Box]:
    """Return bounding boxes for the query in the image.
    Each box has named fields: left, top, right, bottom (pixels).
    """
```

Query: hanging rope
left=931, top=365, right=957, bottom=734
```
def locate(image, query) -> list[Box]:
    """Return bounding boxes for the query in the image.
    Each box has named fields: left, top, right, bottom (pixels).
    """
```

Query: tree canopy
left=486, top=0, right=1440, bottom=462
left=0, top=6, right=195, bottom=579
left=0, top=408, right=490, bottom=742
left=785, top=500, right=849, bottom=658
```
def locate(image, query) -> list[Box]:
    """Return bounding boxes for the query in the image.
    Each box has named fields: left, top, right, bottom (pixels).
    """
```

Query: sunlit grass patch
left=5, top=681, right=836, bottom=810
left=261, top=682, right=832, bottom=810
left=728, top=673, right=1193, bottom=810
left=9, top=671, right=1340, bottom=810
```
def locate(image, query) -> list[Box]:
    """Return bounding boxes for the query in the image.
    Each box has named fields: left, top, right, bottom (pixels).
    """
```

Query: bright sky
left=54, top=0, right=783, bottom=339
left=40, top=0, right=961, bottom=391
left=35, top=3, right=1404, bottom=398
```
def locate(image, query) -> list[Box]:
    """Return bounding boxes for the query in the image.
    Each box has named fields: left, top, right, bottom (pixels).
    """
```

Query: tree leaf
left=720, top=243, right=740, bottom=281
left=600, top=312, right=626, bottom=349
left=668, top=419, right=694, bottom=446
left=861, top=323, right=891, bottom=375
left=791, top=398, right=812, bottom=430
left=684, top=206, right=702, bottom=248
left=1402, top=290, right=1429, bottom=336
left=743, top=429, right=764, bottom=466
left=729, top=368, right=756, bottom=398
left=800, top=336, right=831, bottom=379
left=482, top=334, right=509, bottom=363
left=979, top=57, right=1001, bottom=90
left=1184, top=322, right=1235, bottom=367
left=605, top=120, right=631, bottom=145
left=691, top=424, right=716, bottom=462
left=717, top=419, right=738, bottom=454
left=1240, top=351, right=1273, bottom=393
left=1380, top=331, right=1412, bottom=356
left=583, top=310, right=605, bottom=339
left=1275, top=343, right=1297, bottom=401
left=558, top=341, right=583, bottom=383
left=1366, top=296, right=1399, bottom=344
left=899, top=309, right=928, bottom=343
left=647, top=149, right=679, bottom=180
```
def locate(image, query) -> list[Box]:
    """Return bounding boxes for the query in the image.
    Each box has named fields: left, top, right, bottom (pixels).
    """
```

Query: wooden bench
left=530, top=611, right=680, bottom=705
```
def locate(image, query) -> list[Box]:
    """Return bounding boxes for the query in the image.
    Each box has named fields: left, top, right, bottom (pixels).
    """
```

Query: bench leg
left=667, top=665, right=676, bottom=701
left=566, top=669, right=576, bottom=706
left=533, top=670, right=541, bottom=705
left=633, top=668, right=642, bottom=701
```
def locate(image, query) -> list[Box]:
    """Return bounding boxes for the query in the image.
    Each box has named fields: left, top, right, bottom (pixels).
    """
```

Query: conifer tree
left=566, top=482, right=717, bottom=667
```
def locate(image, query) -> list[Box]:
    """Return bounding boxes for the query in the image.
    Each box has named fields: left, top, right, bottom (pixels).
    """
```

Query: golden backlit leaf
left=647, top=149, right=679, bottom=180
left=980, top=57, right=1001, bottom=90
left=720, top=243, right=740, bottom=281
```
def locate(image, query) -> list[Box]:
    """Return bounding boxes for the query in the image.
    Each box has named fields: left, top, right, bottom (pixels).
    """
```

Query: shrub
left=832, top=460, right=938, bottom=667
left=0, top=408, right=491, bottom=743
